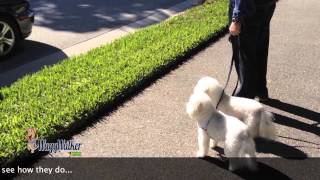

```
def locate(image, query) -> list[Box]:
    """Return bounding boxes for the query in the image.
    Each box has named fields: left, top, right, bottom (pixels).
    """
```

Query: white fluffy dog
left=186, top=92, right=257, bottom=171
left=193, top=76, right=276, bottom=140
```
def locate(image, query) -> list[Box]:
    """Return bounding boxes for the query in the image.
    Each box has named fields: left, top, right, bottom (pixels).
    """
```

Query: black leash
left=215, top=35, right=240, bottom=109
left=200, top=36, right=241, bottom=132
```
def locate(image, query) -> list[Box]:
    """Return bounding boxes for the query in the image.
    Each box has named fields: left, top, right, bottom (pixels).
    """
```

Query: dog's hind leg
left=246, top=113, right=260, bottom=138
left=239, top=137, right=258, bottom=171
left=224, top=139, right=240, bottom=171
left=259, top=111, right=276, bottom=140
left=196, top=127, right=210, bottom=158
left=225, top=147, right=239, bottom=171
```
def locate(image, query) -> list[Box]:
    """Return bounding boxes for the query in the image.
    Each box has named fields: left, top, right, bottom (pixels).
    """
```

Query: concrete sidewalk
left=54, top=0, right=320, bottom=158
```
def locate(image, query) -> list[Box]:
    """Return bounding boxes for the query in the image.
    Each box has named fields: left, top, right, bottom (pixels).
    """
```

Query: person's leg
left=228, top=1, right=252, bottom=97
left=229, top=0, right=260, bottom=98
left=255, top=3, right=276, bottom=98
left=232, top=36, right=255, bottom=98
left=232, top=16, right=260, bottom=98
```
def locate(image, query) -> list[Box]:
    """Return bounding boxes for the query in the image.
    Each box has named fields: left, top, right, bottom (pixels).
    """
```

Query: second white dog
left=186, top=92, right=257, bottom=171
left=193, top=76, right=276, bottom=140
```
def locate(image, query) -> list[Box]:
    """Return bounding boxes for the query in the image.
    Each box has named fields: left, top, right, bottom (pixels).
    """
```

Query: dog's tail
left=259, top=111, right=277, bottom=140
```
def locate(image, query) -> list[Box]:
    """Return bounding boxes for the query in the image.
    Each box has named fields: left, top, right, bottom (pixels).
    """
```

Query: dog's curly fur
left=193, top=76, right=276, bottom=140
left=186, top=92, right=257, bottom=171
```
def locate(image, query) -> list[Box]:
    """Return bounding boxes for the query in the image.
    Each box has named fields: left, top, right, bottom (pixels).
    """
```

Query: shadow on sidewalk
left=262, top=99, right=320, bottom=124
left=212, top=139, right=307, bottom=159
left=277, top=135, right=320, bottom=146
left=255, top=138, right=307, bottom=159
left=203, top=157, right=291, bottom=180
left=273, top=113, right=319, bottom=136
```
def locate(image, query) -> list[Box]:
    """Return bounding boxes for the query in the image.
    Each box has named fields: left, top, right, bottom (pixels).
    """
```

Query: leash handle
left=215, top=35, right=240, bottom=109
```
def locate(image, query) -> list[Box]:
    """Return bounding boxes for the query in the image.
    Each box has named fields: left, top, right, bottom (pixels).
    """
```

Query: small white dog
left=193, top=76, right=276, bottom=140
left=186, top=92, right=257, bottom=171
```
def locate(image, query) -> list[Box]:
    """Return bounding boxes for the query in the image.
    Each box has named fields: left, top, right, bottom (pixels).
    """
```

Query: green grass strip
left=0, top=0, right=228, bottom=163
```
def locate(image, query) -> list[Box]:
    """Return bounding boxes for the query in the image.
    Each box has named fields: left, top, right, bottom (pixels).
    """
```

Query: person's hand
left=229, top=22, right=241, bottom=36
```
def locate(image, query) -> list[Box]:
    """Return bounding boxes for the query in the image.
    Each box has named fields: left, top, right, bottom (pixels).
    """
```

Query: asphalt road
left=0, top=0, right=185, bottom=78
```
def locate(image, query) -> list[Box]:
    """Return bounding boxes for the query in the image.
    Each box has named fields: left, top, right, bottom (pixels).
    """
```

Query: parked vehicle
left=0, top=0, right=34, bottom=57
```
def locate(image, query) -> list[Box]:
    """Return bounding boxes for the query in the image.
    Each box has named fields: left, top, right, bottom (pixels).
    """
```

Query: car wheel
left=0, top=17, right=19, bottom=57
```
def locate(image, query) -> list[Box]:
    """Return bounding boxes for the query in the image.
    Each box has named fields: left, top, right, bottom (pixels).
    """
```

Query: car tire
left=0, top=16, right=20, bottom=57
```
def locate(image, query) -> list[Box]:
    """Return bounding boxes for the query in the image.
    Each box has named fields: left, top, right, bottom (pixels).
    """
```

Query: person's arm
left=229, top=0, right=255, bottom=36
left=232, top=0, right=242, bottom=22
left=229, top=0, right=242, bottom=36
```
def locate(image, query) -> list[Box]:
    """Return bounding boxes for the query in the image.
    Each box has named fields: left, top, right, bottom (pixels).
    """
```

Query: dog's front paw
left=196, top=151, right=206, bottom=158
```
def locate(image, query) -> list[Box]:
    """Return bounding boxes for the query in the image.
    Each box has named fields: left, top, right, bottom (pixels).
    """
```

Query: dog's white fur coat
left=186, top=92, right=257, bottom=171
left=193, top=76, right=276, bottom=140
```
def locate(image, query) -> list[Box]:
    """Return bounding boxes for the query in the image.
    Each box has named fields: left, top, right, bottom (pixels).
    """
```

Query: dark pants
left=229, top=2, right=276, bottom=98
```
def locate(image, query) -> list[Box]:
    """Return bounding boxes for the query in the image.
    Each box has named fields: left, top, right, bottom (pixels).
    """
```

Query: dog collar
left=200, top=119, right=211, bottom=131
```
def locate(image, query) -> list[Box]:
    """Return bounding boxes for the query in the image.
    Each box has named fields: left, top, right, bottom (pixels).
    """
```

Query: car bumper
left=17, top=9, right=34, bottom=39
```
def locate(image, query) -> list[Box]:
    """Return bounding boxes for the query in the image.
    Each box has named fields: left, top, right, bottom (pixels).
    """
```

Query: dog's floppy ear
left=196, top=102, right=203, bottom=113
left=186, top=100, right=203, bottom=118
left=203, top=87, right=210, bottom=94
